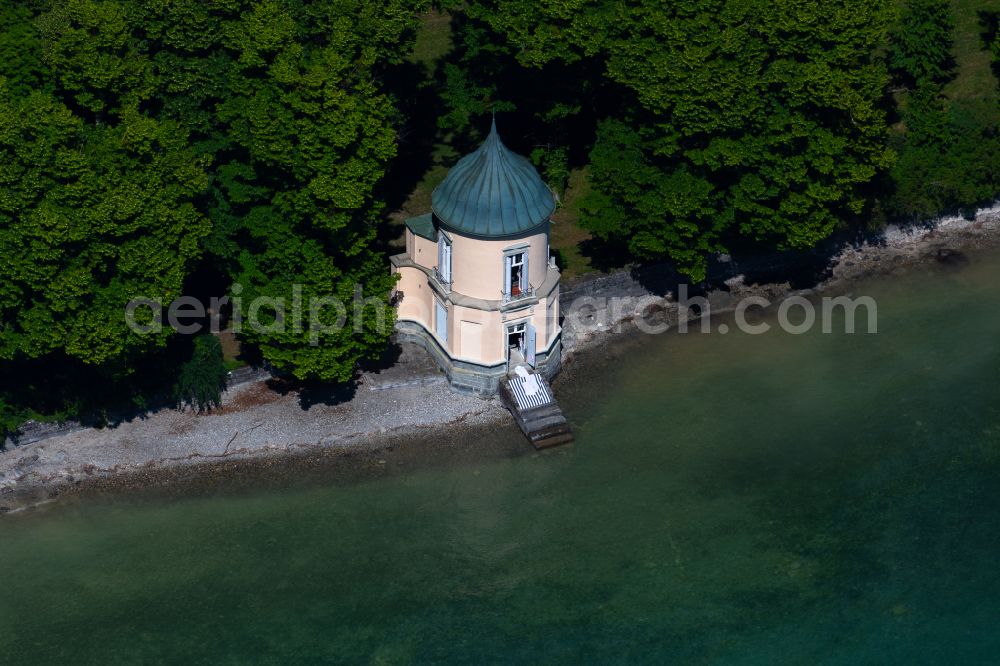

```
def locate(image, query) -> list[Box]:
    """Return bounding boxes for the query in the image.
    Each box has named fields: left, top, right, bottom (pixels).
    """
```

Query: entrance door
left=506, top=321, right=526, bottom=363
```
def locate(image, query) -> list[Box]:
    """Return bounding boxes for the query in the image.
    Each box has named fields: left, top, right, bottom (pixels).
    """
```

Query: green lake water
left=3, top=254, right=1000, bottom=664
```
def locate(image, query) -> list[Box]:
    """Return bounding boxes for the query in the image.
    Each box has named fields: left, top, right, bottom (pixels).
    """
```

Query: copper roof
left=431, top=120, right=555, bottom=239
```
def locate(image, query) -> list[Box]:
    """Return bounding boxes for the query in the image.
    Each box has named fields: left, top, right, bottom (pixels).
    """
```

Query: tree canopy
left=173, top=333, right=228, bottom=412
left=456, top=0, right=895, bottom=280
left=887, top=0, right=1000, bottom=218
left=889, top=0, right=955, bottom=87
left=2, top=0, right=1000, bottom=434
left=1, top=0, right=422, bottom=386
left=0, top=78, right=209, bottom=364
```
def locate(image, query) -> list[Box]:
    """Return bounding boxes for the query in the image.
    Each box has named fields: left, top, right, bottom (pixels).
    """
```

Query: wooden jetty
left=499, top=368, right=573, bottom=449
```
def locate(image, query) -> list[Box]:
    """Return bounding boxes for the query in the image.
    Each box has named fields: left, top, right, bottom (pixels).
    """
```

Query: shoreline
left=3, top=205, right=1000, bottom=513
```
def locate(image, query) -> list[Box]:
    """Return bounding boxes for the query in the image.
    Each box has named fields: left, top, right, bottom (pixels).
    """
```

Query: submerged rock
left=933, top=247, right=969, bottom=268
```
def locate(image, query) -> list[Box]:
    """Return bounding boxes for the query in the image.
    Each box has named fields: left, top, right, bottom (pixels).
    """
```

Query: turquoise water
left=3, top=255, right=1000, bottom=664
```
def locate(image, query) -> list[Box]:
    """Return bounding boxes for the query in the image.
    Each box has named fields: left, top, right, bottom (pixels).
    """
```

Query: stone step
left=499, top=373, right=573, bottom=449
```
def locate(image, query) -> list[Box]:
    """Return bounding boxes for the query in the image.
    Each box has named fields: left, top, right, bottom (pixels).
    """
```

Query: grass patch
left=388, top=162, right=450, bottom=223
left=385, top=162, right=451, bottom=251
left=218, top=330, right=246, bottom=370
left=223, top=358, right=248, bottom=372
left=408, top=9, right=452, bottom=73
left=943, top=0, right=1000, bottom=106
left=550, top=167, right=597, bottom=279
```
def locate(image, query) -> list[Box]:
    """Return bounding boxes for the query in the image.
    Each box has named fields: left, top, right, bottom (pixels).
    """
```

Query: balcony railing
left=502, top=283, right=535, bottom=305
left=432, top=266, right=452, bottom=293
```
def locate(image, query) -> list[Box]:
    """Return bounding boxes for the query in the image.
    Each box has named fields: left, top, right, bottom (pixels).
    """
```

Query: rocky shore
left=0, top=344, right=511, bottom=512
left=3, top=203, right=999, bottom=512
left=560, top=203, right=1000, bottom=354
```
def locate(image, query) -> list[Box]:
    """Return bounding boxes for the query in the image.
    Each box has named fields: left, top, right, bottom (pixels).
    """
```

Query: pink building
left=391, top=122, right=562, bottom=395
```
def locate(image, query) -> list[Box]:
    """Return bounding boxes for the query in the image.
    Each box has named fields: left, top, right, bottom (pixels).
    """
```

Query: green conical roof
left=431, top=120, right=555, bottom=239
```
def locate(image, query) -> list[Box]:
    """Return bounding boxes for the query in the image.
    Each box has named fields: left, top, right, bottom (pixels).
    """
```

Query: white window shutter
left=503, top=255, right=512, bottom=295
left=526, top=322, right=536, bottom=367
left=435, top=300, right=447, bottom=343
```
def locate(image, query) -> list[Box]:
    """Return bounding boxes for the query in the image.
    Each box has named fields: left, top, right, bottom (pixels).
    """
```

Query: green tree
left=173, top=334, right=228, bottom=412
left=0, top=79, right=210, bottom=365
left=890, top=84, right=1000, bottom=219
left=208, top=0, right=415, bottom=381
left=0, top=0, right=427, bottom=426
left=36, top=0, right=155, bottom=121
left=887, top=1, right=1000, bottom=220
left=0, top=397, right=24, bottom=446
left=35, top=0, right=422, bottom=382
left=436, top=4, right=608, bottom=197
left=889, top=0, right=954, bottom=87
left=435, top=10, right=517, bottom=135
left=465, top=0, right=894, bottom=280
left=0, top=3, right=51, bottom=97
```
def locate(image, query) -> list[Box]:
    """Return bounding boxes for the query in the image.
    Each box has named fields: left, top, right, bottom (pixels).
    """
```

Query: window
left=503, top=249, right=528, bottom=299
left=510, top=252, right=524, bottom=295
left=437, top=232, right=452, bottom=285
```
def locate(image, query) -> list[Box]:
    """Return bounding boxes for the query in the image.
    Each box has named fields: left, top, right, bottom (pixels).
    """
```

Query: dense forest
left=2, top=0, right=1000, bottom=438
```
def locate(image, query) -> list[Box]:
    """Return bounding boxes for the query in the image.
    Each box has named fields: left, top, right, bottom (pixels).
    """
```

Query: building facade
left=390, top=121, right=562, bottom=395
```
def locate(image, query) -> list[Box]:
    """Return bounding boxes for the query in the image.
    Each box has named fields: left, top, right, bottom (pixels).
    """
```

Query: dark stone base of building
left=394, top=320, right=562, bottom=396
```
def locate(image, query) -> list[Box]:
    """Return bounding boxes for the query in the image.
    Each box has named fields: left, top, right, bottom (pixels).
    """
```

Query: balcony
left=432, top=266, right=452, bottom=293
left=502, top=283, right=535, bottom=305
